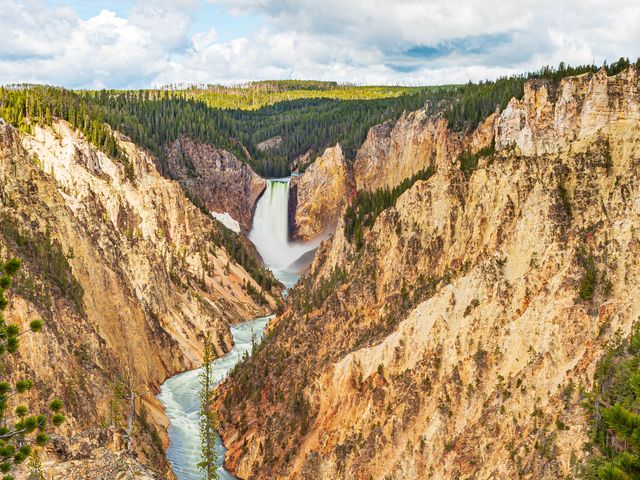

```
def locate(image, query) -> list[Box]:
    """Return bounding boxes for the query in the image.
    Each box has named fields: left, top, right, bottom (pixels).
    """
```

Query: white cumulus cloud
left=0, top=0, right=638, bottom=87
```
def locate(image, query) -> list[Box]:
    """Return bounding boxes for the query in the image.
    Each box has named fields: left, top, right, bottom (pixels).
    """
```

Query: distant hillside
left=0, top=84, right=445, bottom=177
left=173, top=82, right=424, bottom=110
left=1, top=58, right=634, bottom=179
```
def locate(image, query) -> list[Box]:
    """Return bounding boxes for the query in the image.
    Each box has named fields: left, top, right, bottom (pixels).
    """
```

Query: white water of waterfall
left=249, top=178, right=321, bottom=288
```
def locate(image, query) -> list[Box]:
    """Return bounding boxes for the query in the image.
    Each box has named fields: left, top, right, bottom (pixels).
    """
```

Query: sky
left=1, top=0, right=638, bottom=88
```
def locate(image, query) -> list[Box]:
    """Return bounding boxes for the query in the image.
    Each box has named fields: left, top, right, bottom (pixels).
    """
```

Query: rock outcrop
left=352, top=112, right=446, bottom=191
left=43, top=428, right=160, bottom=479
left=164, top=137, right=265, bottom=231
left=0, top=119, right=278, bottom=478
left=291, top=150, right=313, bottom=174
left=353, top=108, right=496, bottom=192
left=256, top=135, right=283, bottom=152
left=216, top=68, right=640, bottom=479
left=495, top=69, right=640, bottom=156
left=289, top=144, right=352, bottom=241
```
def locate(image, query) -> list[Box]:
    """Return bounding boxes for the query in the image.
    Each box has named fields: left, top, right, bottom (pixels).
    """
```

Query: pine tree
left=27, top=450, right=44, bottom=480
left=198, top=332, right=219, bottom=480
left=597, top=372, right=640, bottom=479
left=110, top=358, right=146, bottom=453
left=0, top=258, right=64, bottom=480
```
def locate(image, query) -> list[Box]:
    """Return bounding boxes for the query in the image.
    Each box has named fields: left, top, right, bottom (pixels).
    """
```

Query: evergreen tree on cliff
left=0, top=258, right=64, bottom=480
left=597, top=372, right=640, bottom=479
left=198, top=332, right=219, bottom=480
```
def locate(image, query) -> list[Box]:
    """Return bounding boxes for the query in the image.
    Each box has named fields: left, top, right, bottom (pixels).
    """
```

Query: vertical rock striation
left=289, top=144, right=353, bottom=242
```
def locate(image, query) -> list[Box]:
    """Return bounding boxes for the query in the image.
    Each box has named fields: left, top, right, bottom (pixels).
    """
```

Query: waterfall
left=249, top=178, right=319, bottom=288
left=159, top=179, right=321, bottom=480
left=249, top=179, right=291, bottom=267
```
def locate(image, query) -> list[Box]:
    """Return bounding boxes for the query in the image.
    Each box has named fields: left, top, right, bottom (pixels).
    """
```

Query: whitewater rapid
left=157, top=316, right=270, bottom=480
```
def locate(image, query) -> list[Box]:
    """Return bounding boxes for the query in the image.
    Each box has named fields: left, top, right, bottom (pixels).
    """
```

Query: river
left=157, top=316, right=270, bottom=480
left=158, top=178, right=318, bottom=478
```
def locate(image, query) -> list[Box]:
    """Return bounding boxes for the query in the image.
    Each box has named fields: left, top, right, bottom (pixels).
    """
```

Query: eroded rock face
left=289, top=144, right=352, bottom=241
left=256, top=135, right=283, bottom=152
left=354, top=113, right=448, bottom=191
left=353, top=108, right=497, bottom=193
left=216, top=68, right=640, bottom=479
left=164, top=137, right=265, bottom=231
left=495, top=68, right=640, bottom=156
left=291, top=149, right=313, bottom=173
left=41, top=428, right=161, bottom=479
left=0, top=119, right=278, bottom=478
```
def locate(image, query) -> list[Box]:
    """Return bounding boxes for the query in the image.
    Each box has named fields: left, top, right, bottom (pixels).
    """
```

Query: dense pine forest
left=85, top=88, right=444, bottom=177
left=0, top=59, right=636, bottom=178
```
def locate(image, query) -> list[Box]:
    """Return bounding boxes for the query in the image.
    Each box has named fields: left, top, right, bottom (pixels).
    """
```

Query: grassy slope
left=101, top=82, right=434, bottom=111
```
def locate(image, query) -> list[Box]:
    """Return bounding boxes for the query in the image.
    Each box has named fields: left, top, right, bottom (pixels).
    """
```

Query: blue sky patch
left=405, top=32, right=513, bottom=61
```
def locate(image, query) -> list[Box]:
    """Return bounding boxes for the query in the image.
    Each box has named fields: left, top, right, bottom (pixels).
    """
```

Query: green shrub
left=577, top=250, right=597, bottom=301
left=0, top=258, right=65, bottom=479
left=0, top=214, right=84, bottom=314
left=582, top=322, right=640, bottom=478
left=458, top=141, right=495, bottom=172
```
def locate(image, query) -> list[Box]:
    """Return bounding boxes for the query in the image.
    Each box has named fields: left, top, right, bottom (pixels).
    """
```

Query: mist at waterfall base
left=249, top=178, right=322, bottom=289
left=157, top=316, right=270, bottom=480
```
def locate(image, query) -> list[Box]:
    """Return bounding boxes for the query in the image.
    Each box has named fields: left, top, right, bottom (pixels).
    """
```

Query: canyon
left=214, top=68, right=640, bottom=479
left=0, top=118, right=278, bottom=479
left=0, top=65, right=638, bottom=480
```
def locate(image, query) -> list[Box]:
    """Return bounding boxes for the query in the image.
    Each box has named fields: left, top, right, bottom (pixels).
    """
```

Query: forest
left=0, top=58, right=636, bottom=179
left=165, top=81, right=419, bottom=110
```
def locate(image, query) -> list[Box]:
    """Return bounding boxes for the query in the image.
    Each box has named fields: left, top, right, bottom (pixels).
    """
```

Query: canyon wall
left=216, top=68, right=640, bottom=479
left=353, top=103, right=496, bottom=193
left=0, top=119, right=278, bottom=478
left=288, top=97, right=495, bottom=244
left=164, top=137, right=265, bottom=231
left=289, top=144, right=352, bottom=241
